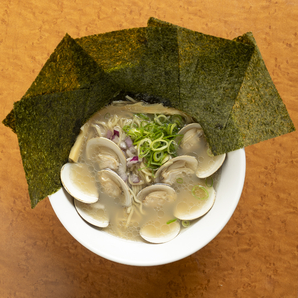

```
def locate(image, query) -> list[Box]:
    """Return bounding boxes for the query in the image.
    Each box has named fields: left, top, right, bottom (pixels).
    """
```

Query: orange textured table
left=0, top=0, right=297, bottom=297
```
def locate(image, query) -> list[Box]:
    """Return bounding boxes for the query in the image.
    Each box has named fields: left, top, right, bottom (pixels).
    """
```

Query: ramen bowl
left=49, top=148, right=246, bottom=266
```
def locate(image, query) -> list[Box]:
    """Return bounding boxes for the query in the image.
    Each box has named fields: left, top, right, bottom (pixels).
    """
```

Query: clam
left=178, top=123, right=204, bottom=150
left=178, top=123, right=226, bottom=178
left=97, top=169, right=132, bottom=207
left=85, top=137, right=127, bottom=173
left=154, top=155, right=198, bottom=185
left=74, top=200, right=109, bottom=228
left=137, top=184, right=181, bottom=243
left=173, top=183, right=216, bottom=221
left=71, top=169, right=132, bottom=228
left=60, top=163, right=98, bottom=204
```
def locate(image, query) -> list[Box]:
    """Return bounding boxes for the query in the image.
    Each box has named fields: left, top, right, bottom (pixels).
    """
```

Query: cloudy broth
left=66, top=102, right=221, bottom=243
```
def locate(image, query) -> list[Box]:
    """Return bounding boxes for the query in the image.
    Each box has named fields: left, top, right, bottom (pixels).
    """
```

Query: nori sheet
left=4, top=26, right=181, bottom=131
left=148, top=17, right=295, bottom=155
left=15, top=81, right=121, bottom=208
left=229, top=33, right=295, bottom=148
left=3, top=33, right=110, bottom=131
left=76, top=26, right=180, bottom=106
left=13, top=34, right=122, bottom=208
left=14, top=90, right=89, bottom=208
left=2, top=109, right=16, bottom=133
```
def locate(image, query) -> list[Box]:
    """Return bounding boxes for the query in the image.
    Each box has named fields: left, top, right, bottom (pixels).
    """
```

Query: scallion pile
left=123, top=113, right=185, bottom=171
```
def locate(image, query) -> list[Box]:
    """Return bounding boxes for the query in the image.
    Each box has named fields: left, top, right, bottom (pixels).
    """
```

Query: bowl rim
left=49, top=148, right=246, bottom=266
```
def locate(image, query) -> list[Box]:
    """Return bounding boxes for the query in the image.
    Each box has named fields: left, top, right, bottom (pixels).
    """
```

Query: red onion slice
left=126, top=156, right=140, bottom=167
left=130, top=173, right=140, bottom=183
left=125, top=136, right=133, bottom=148
left=114, top=129, right=120, bottom=137
left=106, top=130, right=113, bottom=139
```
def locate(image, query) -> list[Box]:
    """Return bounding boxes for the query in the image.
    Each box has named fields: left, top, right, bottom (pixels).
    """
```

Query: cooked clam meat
left=155, top=156, right=198, bottom=185
left=86, top=137, right=127, bottom=173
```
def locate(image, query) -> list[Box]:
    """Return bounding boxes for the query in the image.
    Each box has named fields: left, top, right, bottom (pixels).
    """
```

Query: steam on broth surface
left=60, top=99, right=226, bottom=243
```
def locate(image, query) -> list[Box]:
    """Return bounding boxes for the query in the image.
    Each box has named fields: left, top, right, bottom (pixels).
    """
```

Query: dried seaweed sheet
left=229, top=33, right=295, bottom=146
left=148, top=17, right=295, bottom=155
left=15, top=80, right=120, bottom=208
left=14, top=90, right=89, bottom=208
left=4, top=26, right=181, bottom=131
left=13, top=34, right=121, bottom=208
left=3, top=33, right=110, bottom=131
left=2, top=109, right=16, bottom=133
left=76, top=26, right=180, bottom=105
left=148, top=18, right=253, bottom=154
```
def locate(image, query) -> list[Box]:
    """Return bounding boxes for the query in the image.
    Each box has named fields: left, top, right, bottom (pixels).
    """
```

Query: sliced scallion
left=136, top=113, right=150, bottom=121
left=166, top=218, right=177, bottom=224
left=192, top=185, right=209, bottom=199
left=176, top=178, right=183, bottom=184
left=123, top=113, right=185, bottom=171
left=182, top=220, right=190, bottom=228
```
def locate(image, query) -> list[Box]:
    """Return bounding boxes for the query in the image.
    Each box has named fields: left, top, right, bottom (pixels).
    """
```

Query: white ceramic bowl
left=49, top=148, right=246, bottom=266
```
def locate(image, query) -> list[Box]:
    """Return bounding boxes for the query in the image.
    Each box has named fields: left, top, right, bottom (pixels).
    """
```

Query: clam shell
left=178, top=123, right=226, bottom=178
left=140, top=220, right=180, bottom=244
left=98, top=169, right=132, bottom=207
left=74, top=199, right=109, bottom=228
left=60, top=163, right=98, bottom=204
left=174, top=185, right=216, bottom=220
left=137, top=184, right=180, bottom=244
left=154, top=155, right=198, bottom=184
left=136, top=183, right=177, bottom=204
left=86, top=137, right=127, bottom=173
left=195, top=152, right=226, bottom=178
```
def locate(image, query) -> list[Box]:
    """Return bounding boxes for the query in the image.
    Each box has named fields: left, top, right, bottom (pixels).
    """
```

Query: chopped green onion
left=161, top=154, right=170, bottom=164
left=171, top=115, right=184, bottom=127
left=136, top=113, right=150, bottom=121
left=166, top=218, right=177, bottom=224
left=192, top=185, right=209, bottom=199
left=167, top=140, right=177, bottom=154
left=154, top=114, right=169, bottom=125
left=123, top=113, right=186, bottom=171
left=151, top=139, right=168, bottom=151
left=153, top=151, right=164, bottom=162
left=205, top=176, right=213, bottom=187
left=104, top=113, right=111, bottom=120
left=182, top=220, right=190, bottom=228
left=176, top=178, right=183, bottom=184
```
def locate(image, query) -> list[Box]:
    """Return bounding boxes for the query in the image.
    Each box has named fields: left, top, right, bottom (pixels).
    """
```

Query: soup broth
left=62, top=101, right=224, bottom=243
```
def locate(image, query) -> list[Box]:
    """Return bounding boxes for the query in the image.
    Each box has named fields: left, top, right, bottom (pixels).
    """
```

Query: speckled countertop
left=1, top=0, right=297, bottom=297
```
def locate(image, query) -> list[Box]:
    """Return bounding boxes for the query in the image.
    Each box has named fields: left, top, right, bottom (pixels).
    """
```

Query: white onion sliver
left=112, top=135, right=119, bottom=144
left=129, top=146, right=137, bottom=154
left=126, top=149, right=134, bottom=158
left=120, top=141, right=127, bottom=150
